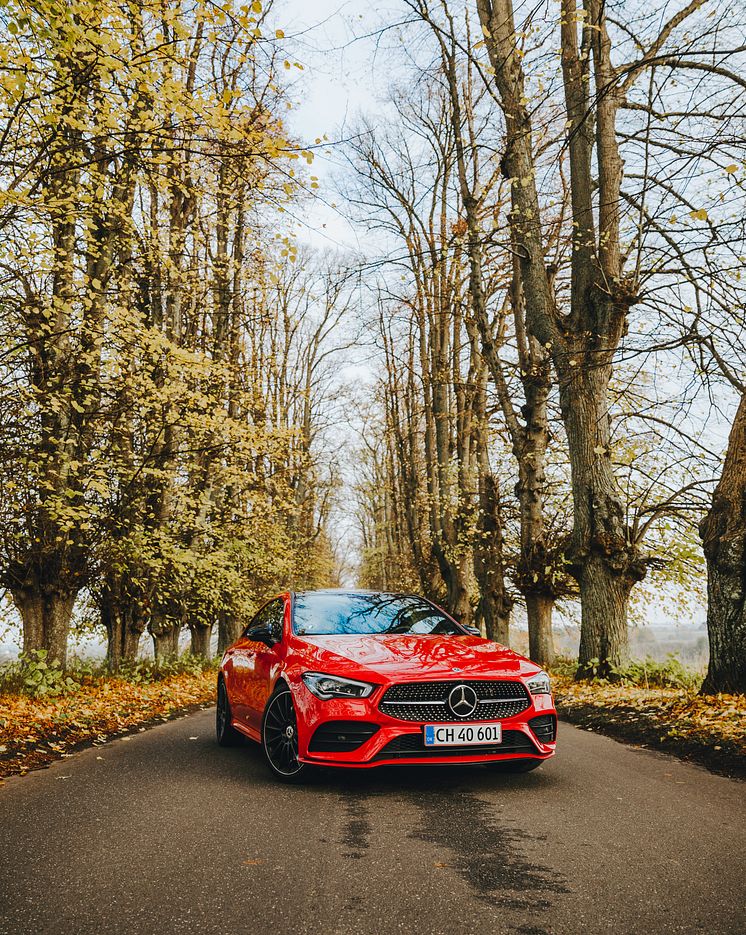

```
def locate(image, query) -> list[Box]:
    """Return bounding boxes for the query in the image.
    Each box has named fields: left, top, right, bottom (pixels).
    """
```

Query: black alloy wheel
left=261, top=686, right=308, bottom=782
left=216, top=677, right=242, bottom=747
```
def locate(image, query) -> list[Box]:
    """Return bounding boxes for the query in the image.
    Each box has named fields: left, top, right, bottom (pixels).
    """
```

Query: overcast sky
left=278, top=1, right=391, bottom=252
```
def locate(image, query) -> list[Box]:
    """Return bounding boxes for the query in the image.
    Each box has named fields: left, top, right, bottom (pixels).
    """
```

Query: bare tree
left=407, top=0, right=568, bottom=663
left=475, top=0, right=745, bottom=674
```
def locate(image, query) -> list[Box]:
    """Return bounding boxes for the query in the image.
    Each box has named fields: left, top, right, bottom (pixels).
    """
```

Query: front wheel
left=261, top=685, right=310, bottom=783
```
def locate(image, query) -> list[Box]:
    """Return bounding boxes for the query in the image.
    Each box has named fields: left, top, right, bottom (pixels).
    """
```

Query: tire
left=261, top=684, right=309, bottom=783
left=216, top=676, right=243, bottom=747
left=492, top=758, right=545, bottom=773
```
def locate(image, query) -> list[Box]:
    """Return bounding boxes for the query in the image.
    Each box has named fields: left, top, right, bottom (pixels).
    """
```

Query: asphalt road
left=1, top=711, right=744, bottom=935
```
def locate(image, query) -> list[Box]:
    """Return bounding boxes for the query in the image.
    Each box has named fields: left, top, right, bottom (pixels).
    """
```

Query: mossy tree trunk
left=700, top=393, right=746, bottom=694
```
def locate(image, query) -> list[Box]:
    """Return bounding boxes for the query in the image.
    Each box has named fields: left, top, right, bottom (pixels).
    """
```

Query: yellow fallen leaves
left=0, top=671, right=216, bottom=778
left=552, top=674, right=746, bottom=757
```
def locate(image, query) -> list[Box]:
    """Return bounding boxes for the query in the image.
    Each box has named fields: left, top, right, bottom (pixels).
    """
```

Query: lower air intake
left=308, top=721, right=380, bottom=753
left=373, top=729, right=539, bottom=760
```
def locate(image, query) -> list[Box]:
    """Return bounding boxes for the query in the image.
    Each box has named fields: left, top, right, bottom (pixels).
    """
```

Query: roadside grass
left=551, top=657, right=746, bottom=778
left=0, top=654, right=218, bottom=779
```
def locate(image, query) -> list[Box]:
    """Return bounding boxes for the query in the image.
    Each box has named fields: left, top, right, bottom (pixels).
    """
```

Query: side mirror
left=250, top=624, right=277, bottom=647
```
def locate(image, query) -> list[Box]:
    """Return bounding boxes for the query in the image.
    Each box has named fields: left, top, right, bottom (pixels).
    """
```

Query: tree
left=0, top=0, right=342, bottom=666
left=407, top=0, right=566, bottom=663
left=475, top=0, right=745, bottom=674
left=0, top=0, right=153, bottom=664
left=346, top=85, right=517, bottom=629
left=699, top=391, right=746, bottom=693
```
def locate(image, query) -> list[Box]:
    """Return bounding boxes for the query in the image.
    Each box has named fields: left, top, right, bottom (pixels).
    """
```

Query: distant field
left=511, top=625, right=708, bottom=668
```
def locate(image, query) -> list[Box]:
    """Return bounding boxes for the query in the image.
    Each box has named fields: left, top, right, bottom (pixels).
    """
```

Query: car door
left=244, top=597, right=286, bottom=732
left=229, top=601, right=275, bottom=727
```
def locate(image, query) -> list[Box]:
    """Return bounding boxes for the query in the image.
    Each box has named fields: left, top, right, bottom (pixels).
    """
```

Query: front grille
left=373, top=729, right=538, bottom=761
left=529, top=714, right=557, bottom=744
left=308, top=721, right=379, bottom=753
left=379, top=679, right=530, bottom=722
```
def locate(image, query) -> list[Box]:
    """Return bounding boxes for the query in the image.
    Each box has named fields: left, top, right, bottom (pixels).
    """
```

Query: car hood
left=296, top=633, right=540, bottom=681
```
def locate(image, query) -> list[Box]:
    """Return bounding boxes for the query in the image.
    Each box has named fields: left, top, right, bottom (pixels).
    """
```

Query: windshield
left=292, top=592, right=463, bottom=637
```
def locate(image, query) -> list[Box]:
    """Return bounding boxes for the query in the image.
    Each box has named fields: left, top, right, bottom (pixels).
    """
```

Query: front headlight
left=301, top=672, right=376, bottom=700
left=526, top=670, right=551, bottom=695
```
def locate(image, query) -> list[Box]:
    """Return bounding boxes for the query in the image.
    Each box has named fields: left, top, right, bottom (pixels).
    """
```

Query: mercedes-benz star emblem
left=447, top=683, right=479, bottom=718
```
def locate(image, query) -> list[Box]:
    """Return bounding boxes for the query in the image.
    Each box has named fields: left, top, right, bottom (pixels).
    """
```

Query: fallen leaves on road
left=552, top=675, right=746, bottom=777
left=0, top=670, right=216, bottom=779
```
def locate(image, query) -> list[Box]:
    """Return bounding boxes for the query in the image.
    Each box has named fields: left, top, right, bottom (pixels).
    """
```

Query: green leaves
left=1, top=650, right=80, bottom=699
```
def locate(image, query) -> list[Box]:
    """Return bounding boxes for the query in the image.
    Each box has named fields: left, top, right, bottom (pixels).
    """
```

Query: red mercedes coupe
left=216, top=589, right=557, bottom=781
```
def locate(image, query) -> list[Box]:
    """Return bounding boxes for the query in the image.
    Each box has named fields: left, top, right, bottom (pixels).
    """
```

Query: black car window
left=267, top=599, right=285, bottom=643
left=243, top=604, right=266, bottom=638
left=244, top=598, right=284, bottom=642
left=292, top=592, right=462, bottom=637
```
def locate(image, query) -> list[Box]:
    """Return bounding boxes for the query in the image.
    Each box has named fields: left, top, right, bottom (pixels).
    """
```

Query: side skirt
left=231, top=719, right=261, bottom=743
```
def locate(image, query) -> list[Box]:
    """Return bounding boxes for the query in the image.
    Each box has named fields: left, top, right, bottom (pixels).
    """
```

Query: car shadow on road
left=193, top=725, right=559, bottom=791
left=207, top=736, right=567, bottom=930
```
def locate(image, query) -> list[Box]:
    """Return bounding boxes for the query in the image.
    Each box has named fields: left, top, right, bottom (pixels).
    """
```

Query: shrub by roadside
left=0, top=654, right=217, bottom=779
left=551, top=658, right=746, bottom=779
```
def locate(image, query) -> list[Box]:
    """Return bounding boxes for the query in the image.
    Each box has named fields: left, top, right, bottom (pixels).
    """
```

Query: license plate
left=423, top=722, right=502, bottom=746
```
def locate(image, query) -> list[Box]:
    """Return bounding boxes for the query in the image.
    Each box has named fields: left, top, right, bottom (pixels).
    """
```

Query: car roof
left=292, top=588, right=418, bottom=599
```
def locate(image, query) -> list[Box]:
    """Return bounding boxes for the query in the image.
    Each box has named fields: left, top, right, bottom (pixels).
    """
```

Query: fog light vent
left=529, top=714, right=557, bottom=743
left=308, top=721, right=380, bottom=753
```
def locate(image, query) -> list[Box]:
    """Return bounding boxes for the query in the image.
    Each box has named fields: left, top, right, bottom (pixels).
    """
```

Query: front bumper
left=293, top=680, right=557, bottom=768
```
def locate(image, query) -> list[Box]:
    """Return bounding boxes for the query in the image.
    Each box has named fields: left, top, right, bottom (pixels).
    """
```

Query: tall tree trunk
left=101, top=590, right=144, bottom=672
left=560, top=365, right=645, bottom=673
left=218, top=611, right=241, bottom=655
left=527, top=594, right=554, bottom=666
left=473, top=471, right=512, bottom=645
left=428, top=0, right=558, bottom=662
left=700, top=393, right=746, bottom=694
left=11, top=588, right=76, bottom=667
left=189, top=622, right=213, bottom=659
left=150, top=614, right=180, bottom=663
left=475, top=309, right=557, bottom=664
